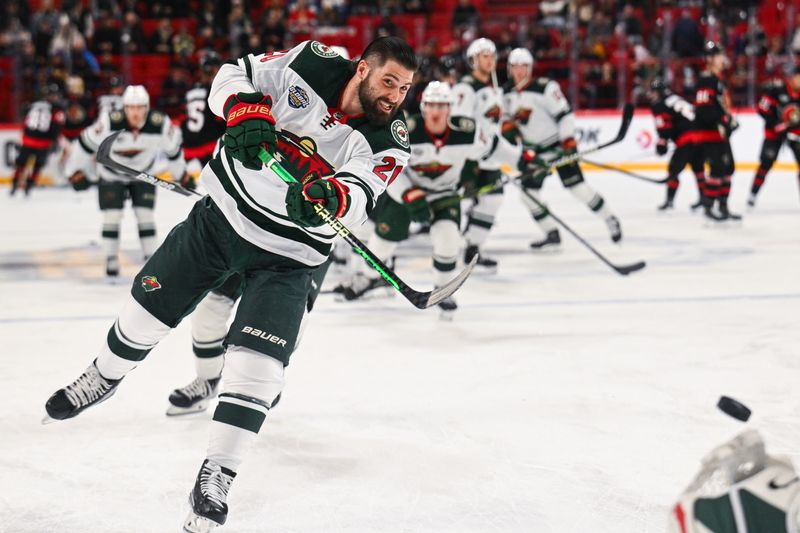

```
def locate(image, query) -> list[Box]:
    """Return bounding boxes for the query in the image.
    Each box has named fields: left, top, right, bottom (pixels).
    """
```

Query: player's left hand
left=559, top=137, right=578, bottom=156
left=285, top=173, right=350, bottom=227
left=402, top=187, right=432, bottom=223
left=69, top=170, right=91, bottom=191
left=517, top=148, right=548, bottom=174
left=180, top=172, right=197, bottom=190
left=656, top=139, right=668, bottom=156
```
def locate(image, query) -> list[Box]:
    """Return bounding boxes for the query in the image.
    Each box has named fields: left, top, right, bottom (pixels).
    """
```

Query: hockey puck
left=717, top=395, right=751, bottom=422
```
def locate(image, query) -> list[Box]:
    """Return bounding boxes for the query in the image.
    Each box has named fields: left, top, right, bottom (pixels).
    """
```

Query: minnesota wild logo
left=412, top=161, right=453, bottom=179
left=391, top=119, right=410, bottom=149
left=310, top=41, right=339, bottom=58
left=485, top=105, right=502, bottom=120
left=274, top=131, right=336, bottom=181
left=514, top=108, right=533, bottom=125
left=141, top=275, right=162, bottom=292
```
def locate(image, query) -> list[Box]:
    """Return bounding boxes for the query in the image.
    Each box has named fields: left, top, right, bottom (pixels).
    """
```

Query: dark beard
left=358, top=78, right=395, bottom=126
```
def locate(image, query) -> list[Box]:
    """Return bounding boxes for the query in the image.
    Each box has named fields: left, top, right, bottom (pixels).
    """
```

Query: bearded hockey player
left=64, top=85, right=186, bottom=277
left=336, top=80, right=539, bottom=318
left=9, top=84, right=65, bottom=197
left=503, top=47, right=622, bottom=247
left=647, top=77, right=707, bottom=210
left=748, top=62, right=800, bottom=209
left=44, top=37, right=417, bottom=532
left=694, top=41, right=739, bottom=221
left=669, top=430, right=800, bottom=533
left=451, top=37, right=505, bottom=271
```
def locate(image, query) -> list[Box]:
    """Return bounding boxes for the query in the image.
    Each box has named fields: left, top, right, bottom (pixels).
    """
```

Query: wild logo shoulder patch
left=391, top=119, right=410, bottom=149
left=310, top=41, right=339, bottom=58
left=141, top=275, right=161, bottom=292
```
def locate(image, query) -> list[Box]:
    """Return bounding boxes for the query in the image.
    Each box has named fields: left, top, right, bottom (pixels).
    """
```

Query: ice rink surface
left=1, top=169, right=799, bottom=532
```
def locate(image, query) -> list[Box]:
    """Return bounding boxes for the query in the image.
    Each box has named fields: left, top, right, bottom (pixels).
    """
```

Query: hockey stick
left=581, top=158, right=668, bottom=184
left=97, top=131, right=202, bottom=197
left=258, top=147, right=477, bottom=309
left=511, top=180, right=646, bottom=275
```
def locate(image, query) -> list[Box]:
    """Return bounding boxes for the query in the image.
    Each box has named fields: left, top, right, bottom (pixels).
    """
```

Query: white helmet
left=466, top=38, right=496, bottom=62
left=122, top=85, right=150, bottom=108
left=421, top=81, right=453, bottom=106
left=508, top=48, right=534, bottom=67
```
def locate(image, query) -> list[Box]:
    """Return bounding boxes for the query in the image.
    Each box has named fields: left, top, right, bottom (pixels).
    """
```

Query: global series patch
left=288, top=86, right=310, bottom=109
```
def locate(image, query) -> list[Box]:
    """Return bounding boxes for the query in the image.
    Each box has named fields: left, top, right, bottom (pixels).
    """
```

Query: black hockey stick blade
left=614, top=260, right=647, bottom=275
left=583, top=159, right=668, bottom=184
left=96, top=131, right=201, bottom=197
left=549, top=103, right=634, bottom=170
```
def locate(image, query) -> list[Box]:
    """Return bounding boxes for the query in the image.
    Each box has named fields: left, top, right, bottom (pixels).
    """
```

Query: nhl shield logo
left=391, top=119, right=410, bottom=149
left=141, top=275, right=162, bottom=292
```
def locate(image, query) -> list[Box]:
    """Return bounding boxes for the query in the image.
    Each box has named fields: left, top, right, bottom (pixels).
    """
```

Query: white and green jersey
left=389, top=114, right=494, bottom=203
left=503, top=77, right=575, bottom=151
left=66, top=109, right=185, bottom=183
left=451, top=74, right=503, bottom=135
left=205, top=40, right=411, bottom=266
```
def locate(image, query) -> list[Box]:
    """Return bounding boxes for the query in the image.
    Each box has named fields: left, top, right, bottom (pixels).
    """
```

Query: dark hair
left=361, top=36, right=418, bottom=71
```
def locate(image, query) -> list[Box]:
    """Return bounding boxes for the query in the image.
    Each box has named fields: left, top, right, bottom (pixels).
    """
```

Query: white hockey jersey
left=451, top=74, right=504, bottom=171
left=503, top=77, right=575, bottom=151
left=96, top=94, right=123, bottom=118
left=66, top=109, right=185, bottom=183
left=204, top=40, right=411, bottom=266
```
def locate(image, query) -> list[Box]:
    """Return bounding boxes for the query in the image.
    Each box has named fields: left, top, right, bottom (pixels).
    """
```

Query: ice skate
left=106, top=256, right=119, bottom=278
left=182, top=459, right=236, bottom=532
left=336, top=273, right=388, bottom=301
left=167, top=377, right=221, bottom=416
left=43, top=360, right=122, bottom=423
left=464, top=245, right=497, bottom=273
left=530, top=229, right=561, bottom=251
left=718, top=202, right=742, bottom=221
left=690, top=197, right=705, bottom=211
left=437, top=294, right=457, bottom=321
left=605, top=215, right=622, bottom=242
left=746, top=192, right=757, bottom=210
left=657, top=199, right=674, bottom=211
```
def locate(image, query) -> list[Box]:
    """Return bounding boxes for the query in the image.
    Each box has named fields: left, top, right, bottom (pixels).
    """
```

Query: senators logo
left=411, top=161, right=452, bottom=179
left=273, top=130, right=336, bottom=181
left=514, top=108, right=533, bottom=125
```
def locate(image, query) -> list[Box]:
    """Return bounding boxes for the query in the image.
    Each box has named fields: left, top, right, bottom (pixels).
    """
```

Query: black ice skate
left=746, top=192, right=757, bottom=210
left=605, top=215, right=622, bottom=242
left=106, top=256, right=119, bottom=278
left=690, top=197, right=705, bottom=211
left=182, top=459, right=237, bottom=533
left=167, top=376, right=221, bottom=416
left=43, top=360, right=122, bottom=423
left=337, top=273, right=387, bottom=301
left=437, top=294, right=458, bottom=321
left=464, top=245, right=497, bottom=273
left=657, top=199, right=674, bottom=211
left=718, top=201, right=742, bottom=221
left=530, top=229, right=561, bottom=251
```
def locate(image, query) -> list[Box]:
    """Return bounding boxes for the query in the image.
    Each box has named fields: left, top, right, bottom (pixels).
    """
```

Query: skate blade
left=530, top=244, right=562, bottom=253
left=166, top=401, right=211, bottom=417
left=438, top=309, right=456, bottom=321
left=182, top=512, right=220, bottom=533
left=41, top=413, right=59, bottom=425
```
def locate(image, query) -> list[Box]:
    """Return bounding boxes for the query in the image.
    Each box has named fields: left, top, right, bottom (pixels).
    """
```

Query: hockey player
left=44, top=37, right=417, bottom=531
left=182, top=52, right=226, bottom=173
left=452, top=37, right=505, bottom=271
left=64, top=85, right=186, bottom=277
left=502, top=47, right=622, bottom=248
left=694, top=41, right=739, bottom=221
left=647, top=77, right=707, bottom=210
left=748, top=64, right=800, bottom=209
left=9, top=84, right=65, bottom=196
left=96, top=75, right=125, bottom=118
left=669, top=429, right=800, bottom=533
left=336, top=81, right=540, bottom=318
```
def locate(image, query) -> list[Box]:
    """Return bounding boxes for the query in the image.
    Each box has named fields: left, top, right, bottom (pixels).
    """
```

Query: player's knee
left=222, top=345, right=284, bottom=406
left=430, top=220, right=460, bottom=259
left=192, top=291, right=236, bottom=343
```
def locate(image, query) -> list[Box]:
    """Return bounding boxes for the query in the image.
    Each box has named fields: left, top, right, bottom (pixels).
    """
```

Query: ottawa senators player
left=748, top=62, right=800, bottom=209
left=693, top=41, right=740, bottom=221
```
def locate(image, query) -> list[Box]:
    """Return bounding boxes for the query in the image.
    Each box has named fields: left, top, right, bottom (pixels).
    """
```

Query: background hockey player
left=64, top=85, right=186, bottom=277
left=503, top=47, right=622, bottom=248
left=181, top=52, right=227, bottom=187
left=451, top=37, right=505, bottom=271
left=647, top=77, right=707, bottom=211
left=669, top=429, right=800, bottom=533
left=9, top=84, right=65, bottom=197
left=694, top=41, right=739, bottom=221
left=336, top=80, right=538, bottom=318
left=96, top=75, right=125, bottom=118
left=44, top=37, right=417, bottom=532
left=748, top=62, right=800, bottom=209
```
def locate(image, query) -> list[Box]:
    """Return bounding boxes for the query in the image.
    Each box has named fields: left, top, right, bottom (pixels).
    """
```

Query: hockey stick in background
left=581, top=158, right=668, bottom=184
left=97, top=131, right=202, bottom=197
left=258, top=147, right=477, bottom=309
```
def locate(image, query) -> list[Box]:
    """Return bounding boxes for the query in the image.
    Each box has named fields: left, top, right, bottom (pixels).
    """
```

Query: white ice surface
left=1, top=171, right=799, bottom=533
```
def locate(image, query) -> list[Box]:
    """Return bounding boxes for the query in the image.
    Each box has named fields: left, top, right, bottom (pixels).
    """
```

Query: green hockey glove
left=223, top=91, right=277, bottom=170
left=402, top=187, right=432, bottom=223
left=285, top=173, right=351, bottom=227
